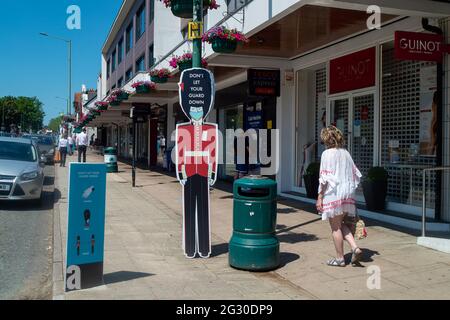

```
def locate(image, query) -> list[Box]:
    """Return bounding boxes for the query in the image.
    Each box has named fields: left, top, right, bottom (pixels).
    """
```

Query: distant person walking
left=316, top=126, right=363, bottom=267
left=90, top=134, right=95, bottom=151
left=76, top=128, right=88, bottom=163
left=58, top=134, right=69, bottom=167
left=68, top=135, right=74, bottom=156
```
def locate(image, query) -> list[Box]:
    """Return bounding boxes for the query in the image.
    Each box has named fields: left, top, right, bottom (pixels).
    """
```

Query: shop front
left=215, top=80, right=277, bottom=181
left=292, top=26, right=442, bottom=220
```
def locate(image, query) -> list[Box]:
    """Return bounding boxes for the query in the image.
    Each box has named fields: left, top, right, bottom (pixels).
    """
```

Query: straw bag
left=344, top=213, right=367, bottom=240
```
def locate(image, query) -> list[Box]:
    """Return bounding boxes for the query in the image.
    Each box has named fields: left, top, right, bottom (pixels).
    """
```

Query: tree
left=48, top=115, right=63, bottom=133
left=0, top=96, right=45, bottom=132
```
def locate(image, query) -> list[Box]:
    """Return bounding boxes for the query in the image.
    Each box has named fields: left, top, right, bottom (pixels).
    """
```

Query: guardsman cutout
left=176, top=68, right=218, bottom=258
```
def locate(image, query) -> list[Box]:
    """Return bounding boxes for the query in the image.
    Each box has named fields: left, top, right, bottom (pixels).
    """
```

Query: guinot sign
left=395, top=31, right=444, bottom=62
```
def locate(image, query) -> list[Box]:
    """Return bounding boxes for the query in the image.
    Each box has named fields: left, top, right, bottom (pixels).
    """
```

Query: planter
left=109, top=100, right=121, bottom=106
left=92, top=111, right=101, bottom=116
left=97, top=105, right=108, bottom=111
left=303, top=174, right=319, bottom=199
left=151, top=76, right=168, bottom=84
left=211, top=38, right=238, bottom=54
left=178, top=60, right=192, bottom=71
left=118, top=92, right=129, bottom=101
left=362, top=180, right=387, bottom=211
left=135, top=85, right=151, bottom=94
left=170, top=0, right=194, bottom=19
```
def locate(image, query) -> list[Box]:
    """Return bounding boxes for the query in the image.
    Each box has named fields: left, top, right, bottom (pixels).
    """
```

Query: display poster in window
left=317, top=92, right=327, bottom=157
left=419, top=66, right=437, bottom=156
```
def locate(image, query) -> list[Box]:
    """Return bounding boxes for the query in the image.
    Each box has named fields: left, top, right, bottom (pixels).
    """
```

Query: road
left=0, top=165, right=55, bottom=300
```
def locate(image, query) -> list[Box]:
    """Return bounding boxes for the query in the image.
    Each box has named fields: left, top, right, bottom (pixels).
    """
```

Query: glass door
left=352, top=93, right=375, bottom=180
left=328, top=93, right=375, bottom=194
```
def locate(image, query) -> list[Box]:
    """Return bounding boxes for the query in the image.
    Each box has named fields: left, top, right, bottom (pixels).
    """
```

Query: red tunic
left=176, top=122, right=218, bottom=179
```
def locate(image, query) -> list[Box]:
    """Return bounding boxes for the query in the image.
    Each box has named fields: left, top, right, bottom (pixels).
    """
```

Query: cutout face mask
left=189, top=107, right=204, bottom=121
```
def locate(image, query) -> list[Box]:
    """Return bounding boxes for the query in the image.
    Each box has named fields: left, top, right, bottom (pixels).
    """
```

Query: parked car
left=24, top=134, right=55, bottom=165
left=0, top=137, right=45, bottom=202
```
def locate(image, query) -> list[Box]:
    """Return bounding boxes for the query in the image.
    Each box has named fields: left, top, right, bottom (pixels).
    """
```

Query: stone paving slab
left=54, top=153, right=450, bottom=300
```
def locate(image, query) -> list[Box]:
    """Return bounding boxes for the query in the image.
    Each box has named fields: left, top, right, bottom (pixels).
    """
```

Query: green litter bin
left=229, top=176, right=279, bottom=271
left=104, top=147, right=118, bottom=173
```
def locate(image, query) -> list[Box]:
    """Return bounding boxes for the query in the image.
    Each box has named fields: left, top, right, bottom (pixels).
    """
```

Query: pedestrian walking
left=58, top=134, right=69, bottom=167
left=68, top=135, right=74, bottom=156
left=90, top=134, right=95, bottom=151
left=76, top=128, right=88, bottom=163
left=316, top=125, right=363, bottom=267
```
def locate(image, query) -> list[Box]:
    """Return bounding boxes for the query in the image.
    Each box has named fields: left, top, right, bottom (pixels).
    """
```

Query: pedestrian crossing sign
left=188, top=22, right=203, bottom=40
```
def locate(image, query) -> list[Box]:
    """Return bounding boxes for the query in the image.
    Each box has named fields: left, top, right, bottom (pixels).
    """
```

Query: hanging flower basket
left=160, top=0, right=219, bottom=19
left=111, top=89, right=129, bottom=101
left=202, top=26, right=248, bottom=54
left=169, top=53, right=208, bottom=72
left=107, top=95, right=121, bottom=106
left=95, top=101, right=109, bottom=111
left=149, top=68, right=171, bottom=84
left=131, top=81, right=157, bottom=94
left=92, top=110, right=101, bottom=116
left=212, top=38, right=237, bottom=54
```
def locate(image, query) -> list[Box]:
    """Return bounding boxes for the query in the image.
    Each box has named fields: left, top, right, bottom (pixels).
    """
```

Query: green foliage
left=48, top=115, right=63, bottom=133
left=304, top=162, right=320, bottom=176
left=366, top=167, right=388, bottom=182
left=0, top=96, right=45, bottom=132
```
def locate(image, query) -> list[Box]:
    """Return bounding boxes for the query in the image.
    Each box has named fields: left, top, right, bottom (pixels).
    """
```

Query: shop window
left=381, top=44, right=437, bottom=209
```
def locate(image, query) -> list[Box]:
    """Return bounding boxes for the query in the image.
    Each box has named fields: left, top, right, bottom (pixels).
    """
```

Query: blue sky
left=0, top=0, right=123, bottom=124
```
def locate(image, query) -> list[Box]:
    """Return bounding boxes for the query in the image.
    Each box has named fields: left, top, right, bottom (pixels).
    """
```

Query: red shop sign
left=395, top=31, right=444, bottom=62
left=329, top=47, right=376, bottom=95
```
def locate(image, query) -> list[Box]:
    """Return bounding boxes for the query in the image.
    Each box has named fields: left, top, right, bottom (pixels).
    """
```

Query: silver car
left=0, top=137, right=45, bottom=201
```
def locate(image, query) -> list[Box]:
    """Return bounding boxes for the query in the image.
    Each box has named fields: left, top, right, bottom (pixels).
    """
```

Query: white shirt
left=68, top=136, right=73, bottom=145
left=318, top=148, right=362, bottom=219
left=59, top=138, right=68, bottom=148
left=76, top=132, right=88, bottom=146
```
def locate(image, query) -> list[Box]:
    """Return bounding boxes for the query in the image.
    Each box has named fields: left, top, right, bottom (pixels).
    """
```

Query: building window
left=126, top=22, right=133, bottom=53
left=107, top=59, right=110, bottom=79
left=148, top=44, right=154, bottom=68
left=136, top=55, right=145, bottom=72
left=136, top=3, right=146, bottom=40
left=126, top=68, right=133, bottom=81
left=111, top=49, right=116, bottom=72
left=226, top=0, right=250, bottom=13
left=149, top=0, right=154, bottom=24
left=112, top=84, right=116, bottom=90
left=118, top=38, right=124, bottom=64
left=118, top=77, right=124, bottom=88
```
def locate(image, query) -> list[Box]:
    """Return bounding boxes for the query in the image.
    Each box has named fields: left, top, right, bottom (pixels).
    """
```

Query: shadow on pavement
left=103, top=271, right=154, bottom=285
left=279, top=252, right=301, bottom=267
left=211, top=243, right=229, bottom=257
left=344, top=248, right=380, bottom=267
left=277, top=232, right=319, bottom=244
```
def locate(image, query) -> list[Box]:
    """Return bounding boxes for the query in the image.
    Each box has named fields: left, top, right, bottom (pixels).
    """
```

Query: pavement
left=0, top=166, right=55, bottom=300
left=53, top=152, right=450, bottom=300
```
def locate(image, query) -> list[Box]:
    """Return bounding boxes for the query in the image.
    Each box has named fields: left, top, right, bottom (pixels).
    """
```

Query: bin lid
left=104, top=147, right=117, bottom=153
left=234, top=175, right=277, bottom=189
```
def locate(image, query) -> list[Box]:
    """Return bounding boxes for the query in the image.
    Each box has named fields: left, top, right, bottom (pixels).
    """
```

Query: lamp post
left=192, top=0, right=203, bottom=68
left=40, top=32, right=72, bottom=115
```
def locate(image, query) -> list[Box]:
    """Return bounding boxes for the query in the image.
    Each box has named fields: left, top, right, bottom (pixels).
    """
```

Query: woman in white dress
left=316, top=126, right=363, bottom=267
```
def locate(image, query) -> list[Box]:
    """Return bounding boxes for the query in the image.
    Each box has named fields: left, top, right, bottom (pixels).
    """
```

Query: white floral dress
left=318, top=148, right=362, bottom=220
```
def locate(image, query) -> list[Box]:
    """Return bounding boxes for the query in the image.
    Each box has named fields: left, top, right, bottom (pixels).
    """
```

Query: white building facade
left=92, top=0, right=450, bottom=231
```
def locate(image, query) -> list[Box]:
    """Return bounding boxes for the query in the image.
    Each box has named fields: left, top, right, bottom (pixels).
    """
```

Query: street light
left=40, top=32, right=72, bottom=116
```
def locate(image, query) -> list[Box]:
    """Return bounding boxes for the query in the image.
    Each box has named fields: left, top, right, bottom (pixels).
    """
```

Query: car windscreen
left=34, top=136, right=53, bottom=145
left=0, top=141, right=37, bottom=162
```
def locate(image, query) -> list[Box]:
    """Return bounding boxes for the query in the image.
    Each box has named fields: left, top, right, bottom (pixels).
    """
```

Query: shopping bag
left=54, top=150, right=61, bottom=163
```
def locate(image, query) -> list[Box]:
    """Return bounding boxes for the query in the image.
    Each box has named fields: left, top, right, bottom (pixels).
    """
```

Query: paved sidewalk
left=54, top=152, right=450, bottom=300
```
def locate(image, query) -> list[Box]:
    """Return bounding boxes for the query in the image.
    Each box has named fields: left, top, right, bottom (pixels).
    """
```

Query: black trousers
left=78, top=145, right=87, bottom=163
left=183, top=174, right=210, bottom=257
left=60, top=147, right=67, bottom=167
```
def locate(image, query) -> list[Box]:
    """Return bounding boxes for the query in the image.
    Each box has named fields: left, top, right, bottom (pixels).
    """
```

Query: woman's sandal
left=326, top=257, right=345, bottom=267
left=351, top=247, right=363, bottom=265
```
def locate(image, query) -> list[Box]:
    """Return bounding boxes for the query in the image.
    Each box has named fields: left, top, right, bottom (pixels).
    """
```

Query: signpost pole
left=192, top=0, right=202, bottom=68
left=130, top=107, right=136, bottom=188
